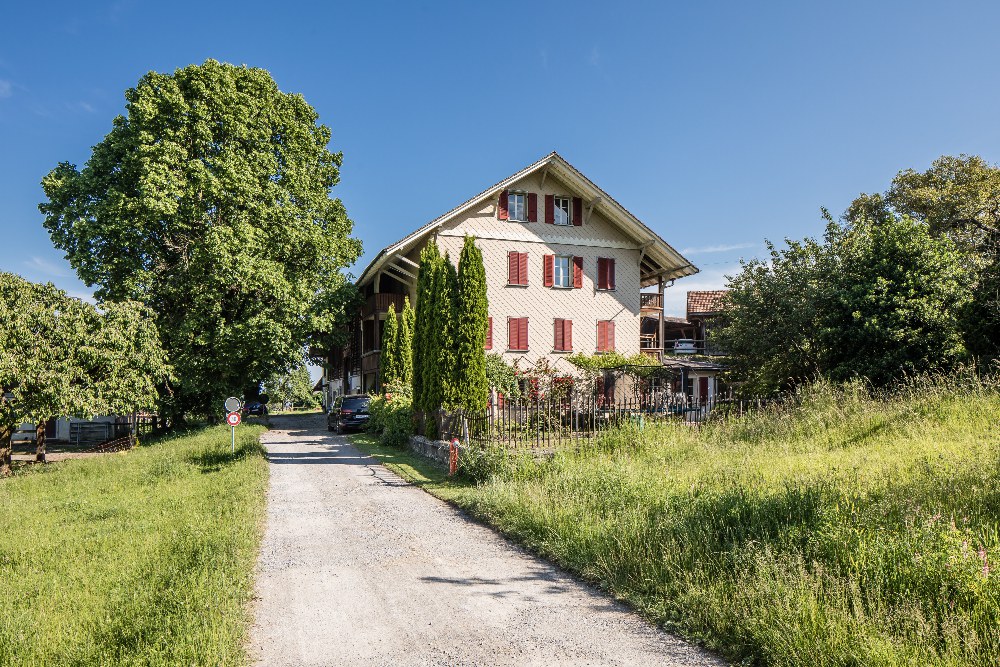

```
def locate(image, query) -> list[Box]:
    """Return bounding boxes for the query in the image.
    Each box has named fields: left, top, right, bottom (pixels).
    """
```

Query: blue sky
left=3, top=1, right=1000, bottom=316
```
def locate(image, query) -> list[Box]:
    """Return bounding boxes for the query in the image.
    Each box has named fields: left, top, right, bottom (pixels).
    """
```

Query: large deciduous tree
left=454, top=236, right=489, bottom=412
left=715, top=217, right=970, bottom=393
left=845, top=155, right=1000, bottom=361
left=0, top=273, right=167, bottom=472
left=39, top=60, right=361, bottom=422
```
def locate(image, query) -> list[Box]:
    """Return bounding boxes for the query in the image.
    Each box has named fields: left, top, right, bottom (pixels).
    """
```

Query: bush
left=367, top=381, right=414, bottom=448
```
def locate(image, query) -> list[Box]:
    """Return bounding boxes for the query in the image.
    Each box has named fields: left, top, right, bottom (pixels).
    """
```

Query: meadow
left=0, top=425, right=269, bottom=666
left=356, top=378, right=1000, bottom=666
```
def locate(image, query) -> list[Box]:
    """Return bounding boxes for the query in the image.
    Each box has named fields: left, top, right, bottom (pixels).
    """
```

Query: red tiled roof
left=686, top=290, right=729, bottom=317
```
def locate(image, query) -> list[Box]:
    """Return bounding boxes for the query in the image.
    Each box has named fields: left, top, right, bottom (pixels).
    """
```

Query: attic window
left=508, top=193, right=527, bottom=222
left=553, top=196, right=570, bottom=226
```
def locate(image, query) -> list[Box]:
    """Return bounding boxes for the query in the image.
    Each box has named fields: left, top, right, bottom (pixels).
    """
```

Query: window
left=508, top=193, right=527, bottom=222
left=553, top=256, right=571, bottom=288
left=507, top=251, right=528, bottom=286
left=597, top=320, right=616, bottom=352
left=597, top=257, right=616, bottom=290
left=553, top=318, right=573, bottom=351
left=553, top=197, right=571, bottom=226
left=544, top=254, right=581, bottom=288
left=508, top=317, right=529, bottom=351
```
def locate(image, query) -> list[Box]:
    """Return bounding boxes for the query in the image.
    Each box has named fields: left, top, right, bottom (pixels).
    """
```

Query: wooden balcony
left=361, top=351, right=380, bottom=374
left=362, top=292, right=407, bottom=318
left=640, top=293, right=662, bottom=312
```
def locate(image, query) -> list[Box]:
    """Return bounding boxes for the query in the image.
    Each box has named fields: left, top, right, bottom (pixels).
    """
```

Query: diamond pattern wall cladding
left=436, top=171, right=641, bottom=375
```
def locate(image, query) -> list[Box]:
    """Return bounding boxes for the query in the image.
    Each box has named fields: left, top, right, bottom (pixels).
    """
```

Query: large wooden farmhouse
left=322, top=152, right=699, bottom=399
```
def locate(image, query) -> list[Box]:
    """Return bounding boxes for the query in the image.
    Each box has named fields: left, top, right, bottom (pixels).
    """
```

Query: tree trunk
left=35, top=420, right=47, bottom=463
left=0, top=425, right=11, bottom=476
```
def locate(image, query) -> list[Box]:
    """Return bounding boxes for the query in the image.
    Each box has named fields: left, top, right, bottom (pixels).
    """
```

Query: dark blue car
left=327, top=395, right=370, bottom=433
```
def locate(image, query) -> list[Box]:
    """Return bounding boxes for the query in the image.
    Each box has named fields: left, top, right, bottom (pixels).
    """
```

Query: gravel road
left=249, top=413, right=724, bottom=666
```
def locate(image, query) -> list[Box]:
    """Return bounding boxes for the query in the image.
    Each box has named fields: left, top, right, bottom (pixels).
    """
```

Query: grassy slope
left=0, top=425, right=269, bottom=666
left=355, top=381, right=1000, bottom=667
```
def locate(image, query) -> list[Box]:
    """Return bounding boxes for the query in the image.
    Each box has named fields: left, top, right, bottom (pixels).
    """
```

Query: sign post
left=226, top=411, right=242, bottom=452
left=224, top=397, right=243, bottom=454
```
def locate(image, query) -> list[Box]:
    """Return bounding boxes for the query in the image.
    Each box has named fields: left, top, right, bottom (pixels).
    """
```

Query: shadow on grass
left=188, top=443, right=265, bottom=473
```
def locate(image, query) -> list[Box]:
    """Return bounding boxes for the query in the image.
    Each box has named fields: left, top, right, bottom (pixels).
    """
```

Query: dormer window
left=553, top=196, right=571, bottom=226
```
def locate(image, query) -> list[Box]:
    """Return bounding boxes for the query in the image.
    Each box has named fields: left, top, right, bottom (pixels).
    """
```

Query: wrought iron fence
left=422, top=393, right=780, bottom=451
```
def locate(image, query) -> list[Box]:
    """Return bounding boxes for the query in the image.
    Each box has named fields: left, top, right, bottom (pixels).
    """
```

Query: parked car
left=327, top=395, right=371, bottom=433
left=243, top=401, right=268, bottom=416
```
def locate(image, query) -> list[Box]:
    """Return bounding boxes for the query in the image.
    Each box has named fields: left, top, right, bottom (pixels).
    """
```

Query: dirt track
left=249, top=413, right=724, bottom=666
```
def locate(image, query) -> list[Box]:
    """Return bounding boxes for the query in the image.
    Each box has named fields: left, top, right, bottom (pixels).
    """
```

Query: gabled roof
left=686, top=290, right=729, bottom=317
left=356, top=152, right=698, bottom=288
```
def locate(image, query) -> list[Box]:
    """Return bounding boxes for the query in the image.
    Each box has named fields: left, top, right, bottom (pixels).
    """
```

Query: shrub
left=367, top=381, right=414, bottom=448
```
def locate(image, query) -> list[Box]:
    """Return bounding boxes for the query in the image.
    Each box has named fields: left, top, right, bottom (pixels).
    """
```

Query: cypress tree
left=455, top=235, right=489, bottom=411
left=400, top=296, right=415, bottom=385
left=412, top=241, right=441, bottom=412
left=379, top=303, right=400, bottom=388
left=438, top=256, right=460, bottom=408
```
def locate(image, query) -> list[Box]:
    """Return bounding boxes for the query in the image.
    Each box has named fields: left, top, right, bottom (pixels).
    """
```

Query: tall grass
left=0, top=425, right=269, bottom=666
left=451, top=378, right=1000, bottom=666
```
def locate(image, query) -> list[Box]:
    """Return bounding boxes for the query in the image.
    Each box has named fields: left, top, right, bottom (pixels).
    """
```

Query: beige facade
left=433, top=169, right=642, bottom=373
left=325, top=152, right=698, bottom=397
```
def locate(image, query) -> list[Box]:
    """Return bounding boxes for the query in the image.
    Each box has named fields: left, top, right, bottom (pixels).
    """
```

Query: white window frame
left=508, top=192, right=527, bottom=222
left=553, top=255, right=572, bottom=288
left=553, top=196, right=571, bottom=226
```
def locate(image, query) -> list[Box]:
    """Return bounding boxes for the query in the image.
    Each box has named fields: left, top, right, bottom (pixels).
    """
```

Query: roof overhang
left=356, top=152, right=699, bottom=288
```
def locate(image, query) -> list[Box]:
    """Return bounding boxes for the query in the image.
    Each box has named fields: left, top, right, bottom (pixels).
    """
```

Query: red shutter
left=607, top=320, right=615, bottom=351
left=485, top=316, right=492, bottom=349
left=565, top=319, right=573, bottom=351
left=543, top=254, right=554, bottom=287
left=597, top=321, right=607, bottom=352
left=554, top=318, right=564, bottom=351
left=498, top=190, right=509, bottom=220
left=572, top=196, right=583, bottom=226
left=527, top=193, right=538, bottom=222
left=520, top=317, right=529, bottom=351
left=573, top=256, right=583, bottom=288
left=545, top=194, right=555, bottom=224
left=518, top=252, right=528, bottom=286
left=608, top=258, right=616, bottom=290
left=508, top=251, right=518, bottom=285
left=597, top=258, right=607, bottom=289
left=508, top=317, right=517, bottom=350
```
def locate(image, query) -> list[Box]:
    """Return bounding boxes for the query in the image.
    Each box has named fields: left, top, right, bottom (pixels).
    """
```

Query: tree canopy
left=0, top=273, right=167, bottom=472
left=262, top=364, right=320, bottom=411
left=39, top=60, right=360, bottom=421
left=715, top=217, right=970, bottom=393
left=845, top=154, right=1000, bottom=361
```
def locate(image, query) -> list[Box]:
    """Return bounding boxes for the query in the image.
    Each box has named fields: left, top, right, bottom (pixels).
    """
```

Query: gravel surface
left=249, top=414, right=725, bottom=666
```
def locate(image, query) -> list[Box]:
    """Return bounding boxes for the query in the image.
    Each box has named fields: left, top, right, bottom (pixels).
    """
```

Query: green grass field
left=355, top=379, right=1000, bottom=666
left=0, top=425, right=269, bottom=666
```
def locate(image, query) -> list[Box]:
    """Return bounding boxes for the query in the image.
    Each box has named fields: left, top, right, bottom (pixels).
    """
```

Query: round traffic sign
left=224, top=396, right=242, bottom=413
left=226, top=411, right=242, bottom=426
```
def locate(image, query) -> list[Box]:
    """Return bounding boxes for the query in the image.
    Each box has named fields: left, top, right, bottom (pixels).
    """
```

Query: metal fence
left=423, top=393, right=779, bottom=451
left=69, top=415, right=157, bottom=446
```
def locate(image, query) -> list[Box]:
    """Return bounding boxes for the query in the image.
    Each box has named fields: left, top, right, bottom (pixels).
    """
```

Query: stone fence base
left=407, top=435, right=465, bottom=467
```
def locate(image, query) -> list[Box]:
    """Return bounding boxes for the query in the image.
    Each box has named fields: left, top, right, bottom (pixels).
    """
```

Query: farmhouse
left=322, top=152, right=699, bottom=399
